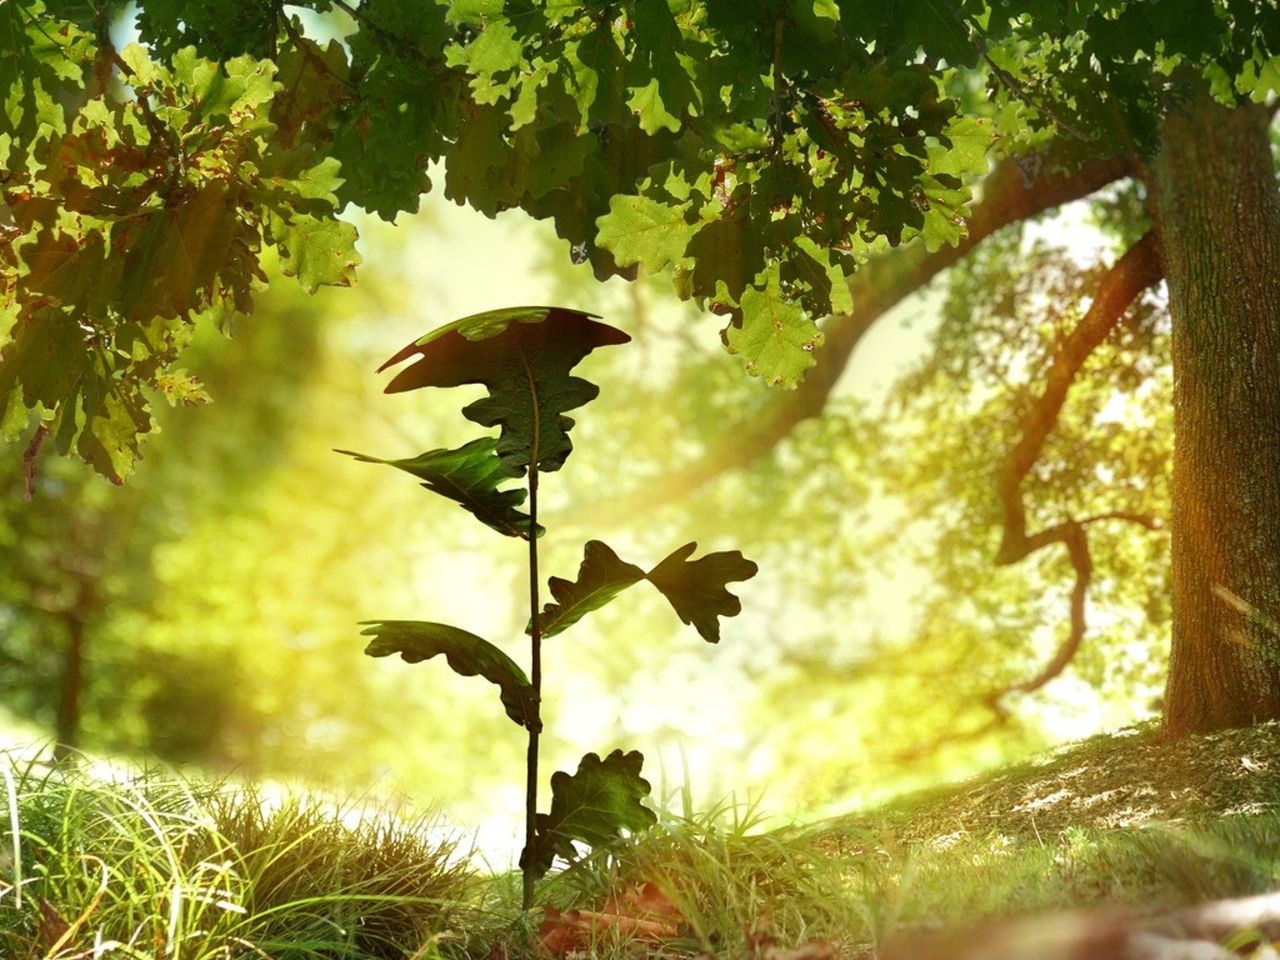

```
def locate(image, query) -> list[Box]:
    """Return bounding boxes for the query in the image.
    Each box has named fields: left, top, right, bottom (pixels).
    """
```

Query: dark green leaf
left=537, top=540, right=646, bottom=637
left=645, top=542, right=759, bottom=643
left=537, top=539, right=760, bottom=642
left=361, top=620, right=538, bottom=730
left=521, top=749, right=657, bottom=879
left=137, top=0, right=278, bottom=59
left=337, top=437, right=540, bottom=539
left=377, top=306, right=630, bottom=474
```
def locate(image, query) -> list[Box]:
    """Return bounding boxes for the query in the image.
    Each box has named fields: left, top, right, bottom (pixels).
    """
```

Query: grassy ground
left=3, top=721, right=1279, bottom=958
left=832, top=719, right=1280, bottom=845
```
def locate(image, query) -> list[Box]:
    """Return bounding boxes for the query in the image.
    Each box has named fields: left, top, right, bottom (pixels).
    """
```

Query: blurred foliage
left=517, top=195, right=1174, bottom=809
left=0, top=219, right=524, bottom=813
left=0, top=172, right=1175, bottom=837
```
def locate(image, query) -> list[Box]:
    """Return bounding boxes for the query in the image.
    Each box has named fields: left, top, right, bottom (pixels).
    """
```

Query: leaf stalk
left=522, top=464, right=541, bottom=911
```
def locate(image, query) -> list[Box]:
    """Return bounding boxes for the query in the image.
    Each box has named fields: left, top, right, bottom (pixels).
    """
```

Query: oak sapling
left=338, top=306, right=758, bottom=908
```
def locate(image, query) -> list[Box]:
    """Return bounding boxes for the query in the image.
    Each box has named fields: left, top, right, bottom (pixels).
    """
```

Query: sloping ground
left=829, top=720, right=1280, bottom=849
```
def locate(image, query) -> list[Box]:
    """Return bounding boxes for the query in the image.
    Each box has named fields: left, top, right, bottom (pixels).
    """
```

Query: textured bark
left=1155, top=99, right=1280, bottom=738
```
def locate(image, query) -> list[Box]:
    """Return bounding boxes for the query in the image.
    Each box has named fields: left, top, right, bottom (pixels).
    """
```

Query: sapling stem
left=353, top=307, right=749, bottom=910
left=522, top=464, right=541, bottom=911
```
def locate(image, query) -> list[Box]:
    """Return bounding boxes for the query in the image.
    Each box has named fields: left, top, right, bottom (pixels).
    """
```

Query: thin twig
left=935, top=0, right=1096, bottom=144
left=276, top=9, right=359, bottom=95
left=1079, top=510, right=1163, bottom=530
left=328, top=0, right=431, bottom=66
left=22, top=424, right=47, bottom=501
left=107, top=49, right=172, bottom=151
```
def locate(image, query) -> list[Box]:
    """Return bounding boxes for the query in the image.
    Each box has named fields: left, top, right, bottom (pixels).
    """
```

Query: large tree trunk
left=1155, top=98, right=1280, bottom=738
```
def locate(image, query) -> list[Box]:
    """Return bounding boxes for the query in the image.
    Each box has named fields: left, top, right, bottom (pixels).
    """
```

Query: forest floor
left=830, top=718, right=1280, bottom=848
left=3, top=721, right=1280, bottom=958
left=525, top=720, right=1280, bottom=959
left=806, top=719, right=1280, bottom=957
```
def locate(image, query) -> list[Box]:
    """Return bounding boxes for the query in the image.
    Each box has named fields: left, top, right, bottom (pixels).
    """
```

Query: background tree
left=0, top=261, right=328, bottom=759
left=3, top=1, right=1278, bottom=743
left=0, top=223, right=532, bottom=801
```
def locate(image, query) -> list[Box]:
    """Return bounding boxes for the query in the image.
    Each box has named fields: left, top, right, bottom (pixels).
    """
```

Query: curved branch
left=986, top=230, right=1163, bottom=707
left=897, top=232, right=1164, bottom=759
left=567, top=149, right=1134, bottom=527
left=994, top=230, right=1163, bottom=565
left=1008, top=521, right=1091, bottom=696
left=891, top=525, right=1094, bottom=762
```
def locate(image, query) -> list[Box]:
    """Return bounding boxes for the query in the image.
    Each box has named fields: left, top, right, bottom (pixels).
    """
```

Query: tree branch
left=1079, top=510, right=1163, bottom=530
left=937, top=0, right=1096, bottom=145
left=22, top=423, right=47, bottom=501
left=983, top=230, right=1163, bottom=708
left=893, top=232, right=1164, bottom=760
left=328, top=0, right=436, bottom=66
left=564, top=149, right=1134, bottom=527
left=995, top=230, right=1163, bottom=565
left=277, top=10, right=358, bottom=95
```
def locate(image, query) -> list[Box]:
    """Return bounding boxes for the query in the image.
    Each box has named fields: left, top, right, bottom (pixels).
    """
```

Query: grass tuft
left=500, top=796, right=872, bottom=958
left=0, top=757, right=475, bottom=960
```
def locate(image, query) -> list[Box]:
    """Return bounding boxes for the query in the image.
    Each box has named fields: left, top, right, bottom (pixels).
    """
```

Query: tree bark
left=1154, top=98, right=1280, bottom=738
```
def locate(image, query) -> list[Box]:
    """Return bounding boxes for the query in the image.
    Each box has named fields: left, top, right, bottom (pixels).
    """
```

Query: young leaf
left=595, top=195, right=695, bottom=273
left=272, top=214, right=361, bottom=294
left=336, top=437, right=541, bottom=539
left=725, top=272, right=824, bottom=388
left=376, top=306, right=629, bottom=474
left=521, top=749, right=657, bottom=879
left=537, top=540, right=761, bottom=641
left=361, top=620, right=539, bottom=730
left=645, top=543, right=758, bottom=643
left=537, top=540, right=646, bottom=637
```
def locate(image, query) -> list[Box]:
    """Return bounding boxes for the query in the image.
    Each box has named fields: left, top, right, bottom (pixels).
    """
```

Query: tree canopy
left=5, top=1, right=1275, bottom=480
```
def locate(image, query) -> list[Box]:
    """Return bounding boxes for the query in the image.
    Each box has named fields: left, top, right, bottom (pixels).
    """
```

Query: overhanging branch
left=567, top=149, right=1133, bottom=527
left=995, top=230, right=1163, bottom=564
left=892, top=232, right=1164, bottom=760
left=986, top=230, right=1163, bottom=708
